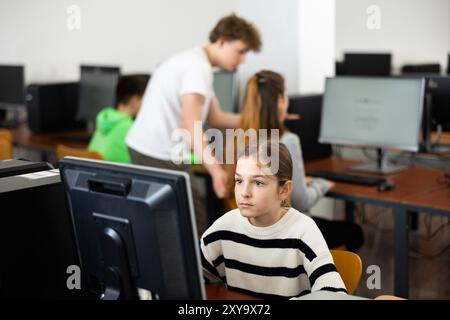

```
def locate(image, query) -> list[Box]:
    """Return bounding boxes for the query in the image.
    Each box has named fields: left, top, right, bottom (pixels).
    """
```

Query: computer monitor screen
left=59, top=157, right=205, bottom=300
left=427, top=76, right=450, bottom=131
left=0, top=65, right=24, bottom=106
left=285, top=94, right=332, bottom=161
left=213, top=69, right=237, bottom=113
left=319, top=77, right=425, bottom=152
left=77, top=65, right=120, bottom=127
left=344, top=53, right=391, bottom=76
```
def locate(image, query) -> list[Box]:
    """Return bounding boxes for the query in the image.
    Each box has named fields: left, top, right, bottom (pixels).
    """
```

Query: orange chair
left=330, top=249, right=363, bottom=295
left=56, top=144, right=103, bottom=161
left=0, top=129, right=13, bottom=160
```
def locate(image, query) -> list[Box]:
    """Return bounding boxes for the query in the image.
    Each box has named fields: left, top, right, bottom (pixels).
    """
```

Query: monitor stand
left=349, top=148, right=409, bottom=175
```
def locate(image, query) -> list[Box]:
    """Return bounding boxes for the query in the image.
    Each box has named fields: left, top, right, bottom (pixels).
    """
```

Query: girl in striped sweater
left=200, top=142, right=347, bottom=299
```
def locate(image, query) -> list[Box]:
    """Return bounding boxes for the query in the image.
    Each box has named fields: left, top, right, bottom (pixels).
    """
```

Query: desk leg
left=345, top=201, right=355, bottom=223
left=394, top=207, right=409, bottom=298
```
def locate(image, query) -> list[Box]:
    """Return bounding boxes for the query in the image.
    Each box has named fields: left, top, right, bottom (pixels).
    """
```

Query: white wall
left=298, top=0, right=335, bottom=94
left=336, top=0, right=450, bottom=73
left=235, top=0, right=299, bottom=97
left=0, top=0, right=237, bottom=83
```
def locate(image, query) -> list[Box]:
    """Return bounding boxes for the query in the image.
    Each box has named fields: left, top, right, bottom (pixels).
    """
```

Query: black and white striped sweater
left=200, top=208, right=347, bottom=299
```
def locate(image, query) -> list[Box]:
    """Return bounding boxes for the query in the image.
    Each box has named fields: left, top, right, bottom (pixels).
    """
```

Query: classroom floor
left=354, top=204, right=450, bottom=300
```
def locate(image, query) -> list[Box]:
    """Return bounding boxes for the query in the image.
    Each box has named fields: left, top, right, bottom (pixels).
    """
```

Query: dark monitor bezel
left=76, top=65, right=121, bottom=125
left=59, top=157, right=205, bottom=300
left=0, top=64, right=25, bottom=106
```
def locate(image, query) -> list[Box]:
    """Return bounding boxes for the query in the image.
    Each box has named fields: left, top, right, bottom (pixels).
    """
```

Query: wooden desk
left=12, top=123, right=90, bottom=161
left=431, top=132, right=450, bottom=145
left=305, top=158, right=450, bottom=298
left=205, top=284, right=260, bottom=300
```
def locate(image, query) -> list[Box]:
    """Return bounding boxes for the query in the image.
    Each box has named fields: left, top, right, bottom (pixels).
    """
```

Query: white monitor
left=319, top=77, right=425, bottom=173
left=213, top=69, right=237, bottom=113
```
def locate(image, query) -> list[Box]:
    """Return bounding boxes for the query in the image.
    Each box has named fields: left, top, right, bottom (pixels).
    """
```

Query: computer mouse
left=378, top=181, right=395, bottom=192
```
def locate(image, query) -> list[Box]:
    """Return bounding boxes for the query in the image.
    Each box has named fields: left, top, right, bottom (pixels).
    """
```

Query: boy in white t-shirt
left=126, top=14, right=262, bottom=235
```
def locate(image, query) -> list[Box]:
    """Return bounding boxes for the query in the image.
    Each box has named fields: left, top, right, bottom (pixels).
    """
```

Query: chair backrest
left=0, top=129, right=13, bottom=160
left=56, top=144, right=104, bottom=161
left=330, top=249, right=363, bottom=295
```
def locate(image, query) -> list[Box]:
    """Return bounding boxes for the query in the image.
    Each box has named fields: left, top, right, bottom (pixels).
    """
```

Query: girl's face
left=234, top=156, right=291, bottom=227
left=278, top=90, right=289, bottom=122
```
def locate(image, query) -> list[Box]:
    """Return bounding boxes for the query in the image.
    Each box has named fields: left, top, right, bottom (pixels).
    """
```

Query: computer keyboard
left=308, top=170, right=386, bottom=186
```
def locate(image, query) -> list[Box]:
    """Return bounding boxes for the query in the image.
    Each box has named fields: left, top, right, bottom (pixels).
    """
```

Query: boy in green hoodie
left=88, top=75, right=149, bottom=163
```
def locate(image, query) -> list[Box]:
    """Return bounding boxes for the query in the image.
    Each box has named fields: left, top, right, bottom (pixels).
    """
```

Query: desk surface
left=402, top=186, right=450, bottom=212
left=205, top=284, right=260, bottom=300
left=12, top=123, right=90, bottom=151
left=305, top=158, right=447, bottom=205
left=305, top=157, right=450, bottom=298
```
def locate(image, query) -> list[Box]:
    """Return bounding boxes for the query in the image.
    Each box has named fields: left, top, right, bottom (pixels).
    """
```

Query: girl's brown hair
left=240, top=70, right=286, bottom=135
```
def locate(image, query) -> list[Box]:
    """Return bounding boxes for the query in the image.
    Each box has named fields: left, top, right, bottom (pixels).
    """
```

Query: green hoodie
left=88, top=107, right=133, bottom=163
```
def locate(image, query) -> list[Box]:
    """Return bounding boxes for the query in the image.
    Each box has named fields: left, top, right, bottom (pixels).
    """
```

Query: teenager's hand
left=284, top=113, right=300, bottom=121
left=211, top=167, right=229, bottom=199
left=325, top=180, right=336, bottom=190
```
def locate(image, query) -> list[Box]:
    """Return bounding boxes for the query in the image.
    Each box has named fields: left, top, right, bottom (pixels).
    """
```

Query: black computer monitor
left=0, top=65, right=24, bottom=107
left=427, top=76, right=450, bottom=132
left=319, top=77, right=425, bottom=174
left=447, top=54, right=450, bottom=74
left=77, top=65, right=120, bottom=130
left=285, top=94, right=332, bottom=162
left=344, top=53, right=391, bottom=76
left=401, top=64, right=441, bottom=75
left=59, top=157, right=205, bottom=300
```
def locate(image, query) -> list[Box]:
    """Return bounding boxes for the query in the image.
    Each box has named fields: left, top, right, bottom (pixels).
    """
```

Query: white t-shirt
left=126, top=47, right=214, bottom=162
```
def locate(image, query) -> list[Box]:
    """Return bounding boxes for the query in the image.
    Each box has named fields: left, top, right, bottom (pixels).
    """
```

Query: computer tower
left=0, top=171, right=94, bottom=299
left=0, top=159, right=52, bottom=178
left=26, top=82, right=79, bottom=133
left=285, top=94, right=332, bottom=162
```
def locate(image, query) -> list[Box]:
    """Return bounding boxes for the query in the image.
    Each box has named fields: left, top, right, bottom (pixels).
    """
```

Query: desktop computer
left=343, top=53, right=392, bottom=77
left=0, top=169, right=92, bottom=299
left=0, top=65, right=26, bottom=127
left=0, top=159, right=53, bottom=178
left=319, top=77, right=425, bottom=174
left=401, top=64, right=441, bottom=75
left=285, top=94, right=332, bottom=161
left=26, top=82, right=79, bottom=133
left=76, top=65, right=120, bottom=132
left=427, top=76, right=450, bottom=132
left=59, top=157, right=205, bottom=300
